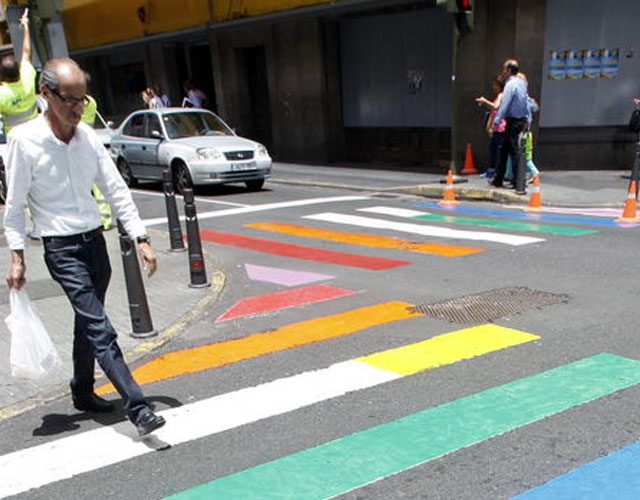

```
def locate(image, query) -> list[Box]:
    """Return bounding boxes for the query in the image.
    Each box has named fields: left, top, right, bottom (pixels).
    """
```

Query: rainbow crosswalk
left=3, top=198, right=637, bottom=499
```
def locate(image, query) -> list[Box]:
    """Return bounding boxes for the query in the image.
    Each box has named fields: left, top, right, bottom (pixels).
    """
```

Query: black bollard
left=117, top=220, right=157, bottom=338
left=162, top=168, right=186, bottom=252
left=182, top=188, right=210, bottom=288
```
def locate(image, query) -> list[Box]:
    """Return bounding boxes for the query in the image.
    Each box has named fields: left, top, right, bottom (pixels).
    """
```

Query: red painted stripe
left=216, top=284, right=356, bottom=322
left=200, top=230, right=411, bottom=270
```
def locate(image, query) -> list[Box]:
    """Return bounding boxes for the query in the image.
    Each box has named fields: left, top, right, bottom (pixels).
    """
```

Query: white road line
left=0, top=361, right=397, bottom=499
left=359, top=206, right=430, bottom=218
left=304, top=212, right=545, bottom=246
left=130, top=189, right=250, bottom=207
left=142, top=196, right=369, bottom=227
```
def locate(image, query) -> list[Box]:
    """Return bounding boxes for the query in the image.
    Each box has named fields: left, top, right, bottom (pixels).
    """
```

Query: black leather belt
left=42, top=227, right=103, bottom=244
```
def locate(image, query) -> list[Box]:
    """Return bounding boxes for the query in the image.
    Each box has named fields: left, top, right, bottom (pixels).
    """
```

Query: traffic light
left=454, top=0, right=473, bottom=35
left=436, top=0, right=474, bottom=35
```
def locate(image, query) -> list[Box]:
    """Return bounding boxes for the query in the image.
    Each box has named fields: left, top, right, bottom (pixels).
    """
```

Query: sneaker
left=515, top=189, right=527, bottom=196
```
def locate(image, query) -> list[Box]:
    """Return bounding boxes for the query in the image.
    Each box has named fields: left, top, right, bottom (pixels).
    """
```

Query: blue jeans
left=43, top=230, right=149, bottom=422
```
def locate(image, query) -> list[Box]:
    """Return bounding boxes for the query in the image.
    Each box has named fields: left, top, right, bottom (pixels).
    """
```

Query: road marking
left=0, top=323, right=536, bottom=499
left=359, top=206, right=597, bottom=236
left=358, top=324, right=538, bottom=375
left=510, top=439, right=640, bottom=499
left=216, top=284, right=356, bottom=322
left=199, top=230, right=411, bottom=270
left=244, top=263, right=334, bottom=287
left=142, top=196, right=369, bottom=226
left=304, top=212, right=544, bottom=246
left=415, top=202, right=635, bottom=228
left=96, top=301, right=421, bottom=394
left=246, top=221, right=484, bottom=257
left=131, top=189, right=250, bottom=207
left=162, top=353, right=640, bottom=500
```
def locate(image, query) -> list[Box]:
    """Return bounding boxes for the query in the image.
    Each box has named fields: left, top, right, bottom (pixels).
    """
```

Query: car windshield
left=162, top=112, right=233, bottom=139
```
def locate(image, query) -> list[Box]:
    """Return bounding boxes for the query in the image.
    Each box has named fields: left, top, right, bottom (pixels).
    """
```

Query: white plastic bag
left=6, top=288, right=61, bottom=379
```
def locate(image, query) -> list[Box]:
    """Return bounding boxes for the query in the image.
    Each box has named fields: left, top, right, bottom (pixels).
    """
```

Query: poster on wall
left=547, top=50, right=566, bottom=79
left=600, top=48, right=619, bottom=78
left=565, top=50, right=584, bottom=79
left=547, top=48, right=619, bottom=79
left=582, top=49, right=601, bottom=79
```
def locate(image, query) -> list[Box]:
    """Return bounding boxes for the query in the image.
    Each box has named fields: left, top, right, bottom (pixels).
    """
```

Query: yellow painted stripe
left=245, top=222, right=484, bottom=257
left=358, top=324, right=539, bottom=375
left=97, top=301, right=420, bottom=395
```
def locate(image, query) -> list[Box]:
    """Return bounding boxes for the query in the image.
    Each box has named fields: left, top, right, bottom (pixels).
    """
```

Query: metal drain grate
left=411, top=287, right=568, bottom=324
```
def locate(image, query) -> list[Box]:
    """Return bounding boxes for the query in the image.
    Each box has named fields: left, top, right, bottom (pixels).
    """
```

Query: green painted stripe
left=164, top=353, right=640, bottom=500
left=416, top=213, right=598, bottom=236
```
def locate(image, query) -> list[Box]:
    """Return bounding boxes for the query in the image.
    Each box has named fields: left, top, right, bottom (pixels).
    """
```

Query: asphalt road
left=2, top=179, right=640, bottom=500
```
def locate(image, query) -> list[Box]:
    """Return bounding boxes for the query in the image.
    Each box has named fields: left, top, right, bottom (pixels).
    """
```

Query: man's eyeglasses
left=50, top=87, right=90, bottom=106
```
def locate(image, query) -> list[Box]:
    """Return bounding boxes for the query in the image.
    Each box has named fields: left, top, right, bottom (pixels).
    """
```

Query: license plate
left=231, top=161, right=257, bottom=171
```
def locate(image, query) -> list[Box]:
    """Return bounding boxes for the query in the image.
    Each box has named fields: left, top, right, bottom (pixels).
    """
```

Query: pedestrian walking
left=491, top=59, right=531, bottom=195
left=182, top=80, right=207, bottom=108
left=475, top=75, right=506, bottom=178
left=3, top=58, right=165, bottom=436
left=0, top=8, right=37, bottom=138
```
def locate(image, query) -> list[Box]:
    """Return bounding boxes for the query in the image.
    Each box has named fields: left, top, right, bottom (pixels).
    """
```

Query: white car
left=110, top=108, right=272, bottom=193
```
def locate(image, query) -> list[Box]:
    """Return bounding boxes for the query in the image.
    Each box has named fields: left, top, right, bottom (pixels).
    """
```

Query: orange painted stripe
left=245, top=221, right=483, bottom=257
left=96, top=301, right=421, bottom=395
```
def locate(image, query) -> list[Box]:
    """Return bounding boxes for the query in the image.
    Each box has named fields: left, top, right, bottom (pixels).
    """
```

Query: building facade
left=1, top=0, right=637, bottom=171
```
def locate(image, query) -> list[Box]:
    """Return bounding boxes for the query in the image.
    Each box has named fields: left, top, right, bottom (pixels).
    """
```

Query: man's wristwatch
left=136, top=235, right=150, bottom=244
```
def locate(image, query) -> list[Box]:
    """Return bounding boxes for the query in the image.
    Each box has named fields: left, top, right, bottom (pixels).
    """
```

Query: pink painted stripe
left=245, top=263, right=334, bottom=287
left=200, top=230, right=411, bottom=270
left=216, top=284, right=356, bottom=322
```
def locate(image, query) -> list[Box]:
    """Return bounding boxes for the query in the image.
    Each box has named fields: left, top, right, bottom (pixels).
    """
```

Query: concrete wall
left=456, top=0, right=546, bottom=172
left=212, top=17, right=331, bottom=163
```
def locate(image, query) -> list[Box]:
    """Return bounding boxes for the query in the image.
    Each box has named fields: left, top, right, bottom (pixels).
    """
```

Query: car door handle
left=142, top=146, right=146, bottom=151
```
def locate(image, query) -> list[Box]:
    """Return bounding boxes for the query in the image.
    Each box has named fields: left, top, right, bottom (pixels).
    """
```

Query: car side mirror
left=106, top=120, right=115, bottom=128
left=151, top=130, right=163, bottom=140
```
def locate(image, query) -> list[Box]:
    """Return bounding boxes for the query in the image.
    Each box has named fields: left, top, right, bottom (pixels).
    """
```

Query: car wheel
left=117, top=158, right=137, bottom=187
left=245, top=178, right=265, bottom=191
left=0, top=157, right=7, bottom=204
left=173, top=162, right=193, bottom=194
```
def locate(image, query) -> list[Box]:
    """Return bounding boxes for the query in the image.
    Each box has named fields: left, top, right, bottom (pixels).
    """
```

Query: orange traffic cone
left=460, top=142, right=478, bottom=175
left=439, top=169, right=459, bottom=206
left=525, top=175, right=542, bottom=212
left=616, top=180, right=640, bottom=223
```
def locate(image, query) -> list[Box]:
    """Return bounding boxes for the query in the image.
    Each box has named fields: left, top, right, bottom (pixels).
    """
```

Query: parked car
left=110, top=108, right=272, bottom=193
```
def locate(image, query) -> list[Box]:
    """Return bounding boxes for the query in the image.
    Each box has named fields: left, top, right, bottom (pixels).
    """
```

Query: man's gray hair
left=39, top=58, right=83, bottom=90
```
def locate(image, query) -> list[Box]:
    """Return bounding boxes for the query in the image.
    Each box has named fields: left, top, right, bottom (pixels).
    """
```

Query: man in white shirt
left=4, top=58, right=165, bottom=436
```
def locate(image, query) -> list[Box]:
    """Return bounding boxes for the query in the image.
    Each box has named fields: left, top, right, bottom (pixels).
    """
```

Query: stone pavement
left=0, top=225, right=224, bottom=420
left=0, top=163, right=634, bottom=421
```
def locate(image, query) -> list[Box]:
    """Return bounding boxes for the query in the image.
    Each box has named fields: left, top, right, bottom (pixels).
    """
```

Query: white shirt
left=3, top=115, right=147, bottom=250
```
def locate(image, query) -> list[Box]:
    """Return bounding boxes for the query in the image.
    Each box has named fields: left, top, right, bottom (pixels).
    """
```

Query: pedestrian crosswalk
left=1, top=198, right=635, bottom=499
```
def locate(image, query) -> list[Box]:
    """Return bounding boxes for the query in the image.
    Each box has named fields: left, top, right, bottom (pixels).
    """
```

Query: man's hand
left=137, top=242, right=157, bottom=278
left=6, top=250, right=26, bottom=289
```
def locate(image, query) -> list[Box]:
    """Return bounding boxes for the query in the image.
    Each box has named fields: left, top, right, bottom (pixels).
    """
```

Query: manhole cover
left=410, top=287, right=568, bottom=324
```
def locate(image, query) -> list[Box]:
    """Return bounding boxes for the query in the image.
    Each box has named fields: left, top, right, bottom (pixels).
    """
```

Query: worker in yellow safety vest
left=0, top=8, right=37, bottom=136
left=81, top=87, right=113, bottom=230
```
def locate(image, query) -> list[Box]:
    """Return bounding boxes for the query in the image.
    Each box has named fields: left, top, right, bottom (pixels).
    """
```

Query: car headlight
left=256, top=144, right=269, bottom=158
left=197, top=147, right=223, bottom=160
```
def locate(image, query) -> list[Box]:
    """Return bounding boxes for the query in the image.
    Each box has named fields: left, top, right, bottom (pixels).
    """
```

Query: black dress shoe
left=135, top=409, right=166, bottom=436
left=489, top=180, right=503, bottom=188
left=73, top=393, right=116, bottom=413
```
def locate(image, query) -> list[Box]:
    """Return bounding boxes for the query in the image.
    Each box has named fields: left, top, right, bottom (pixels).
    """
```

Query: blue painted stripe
left=511, top=439, right=640, bottom=499
left=414, top=202, right=636, bottom=228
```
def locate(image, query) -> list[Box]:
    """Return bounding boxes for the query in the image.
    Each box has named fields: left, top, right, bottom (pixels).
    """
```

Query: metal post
left=117, top=220, right=157, bottom=338
left=183, top=188, right=210, bottom=288
left=162, top=168, right=186, bottom=252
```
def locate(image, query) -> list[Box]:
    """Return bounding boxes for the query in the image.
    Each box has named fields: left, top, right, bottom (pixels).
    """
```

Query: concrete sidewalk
left=0, top=226, right=224, bottom=420
left=271, top=162, right=634, bottom=208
